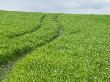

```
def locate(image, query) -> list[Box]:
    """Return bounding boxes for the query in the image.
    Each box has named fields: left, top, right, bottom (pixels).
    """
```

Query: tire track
left=0, top=14, right=64, bottom=81
left=8, top=15, right=46, bottom=39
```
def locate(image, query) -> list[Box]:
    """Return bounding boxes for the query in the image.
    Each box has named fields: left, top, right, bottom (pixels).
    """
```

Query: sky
left=0, top=0, right=110, bottom=14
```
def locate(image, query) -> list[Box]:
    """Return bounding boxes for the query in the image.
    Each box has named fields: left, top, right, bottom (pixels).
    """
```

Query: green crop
left=0, top=11, right=110, bottom=82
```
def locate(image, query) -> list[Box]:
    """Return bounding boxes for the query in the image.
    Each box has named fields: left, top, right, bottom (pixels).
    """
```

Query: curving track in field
left=8, top=15, right=46, bottom=39
left=0, top=14, right=64, bottom=81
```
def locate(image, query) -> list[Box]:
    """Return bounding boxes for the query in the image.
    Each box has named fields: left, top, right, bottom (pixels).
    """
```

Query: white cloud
left=0, top=0, right=110, bottom=14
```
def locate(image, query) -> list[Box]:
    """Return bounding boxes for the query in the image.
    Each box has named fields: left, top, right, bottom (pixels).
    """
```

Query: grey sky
left=0, top=0, right=110, bottom=14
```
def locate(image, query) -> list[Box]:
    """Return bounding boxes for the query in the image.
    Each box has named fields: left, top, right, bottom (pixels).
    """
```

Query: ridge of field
left=0, top=11, right=110, bottom=82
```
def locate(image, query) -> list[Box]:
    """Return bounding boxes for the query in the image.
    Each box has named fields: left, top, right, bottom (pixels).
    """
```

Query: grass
left=0, top=10, right=110, bottom=82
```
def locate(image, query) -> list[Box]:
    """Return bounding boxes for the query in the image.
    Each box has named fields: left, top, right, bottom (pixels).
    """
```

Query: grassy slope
left=0, top=11, right=110, bottom=82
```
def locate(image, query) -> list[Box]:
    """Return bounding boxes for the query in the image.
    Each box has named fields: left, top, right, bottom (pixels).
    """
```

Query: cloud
left=0, top=0, right=110, bottom=14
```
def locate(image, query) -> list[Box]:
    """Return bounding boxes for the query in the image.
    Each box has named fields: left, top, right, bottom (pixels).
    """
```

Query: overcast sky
left=0, top=0, right=110, bottom=14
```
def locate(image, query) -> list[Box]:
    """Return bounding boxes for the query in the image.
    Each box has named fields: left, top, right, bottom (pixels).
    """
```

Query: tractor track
left=8, top=15, right=46, bottom=39
left=0, top=14, right=64, bottom=81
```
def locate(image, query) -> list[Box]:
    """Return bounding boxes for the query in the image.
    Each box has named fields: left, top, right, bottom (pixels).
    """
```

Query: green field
left=0, top=10, right=110, bottom=82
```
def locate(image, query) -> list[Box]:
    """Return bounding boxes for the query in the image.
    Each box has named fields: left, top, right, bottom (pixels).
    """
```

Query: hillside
left=0, top=11, right=110, bottom=82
